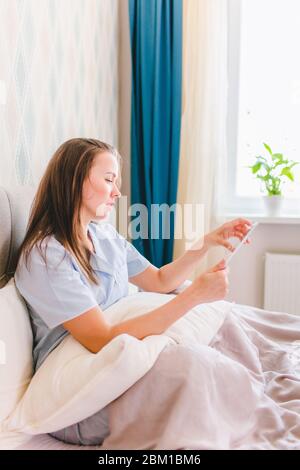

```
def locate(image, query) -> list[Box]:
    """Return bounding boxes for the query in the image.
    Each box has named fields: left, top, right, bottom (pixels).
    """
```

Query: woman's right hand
left=190, top=260, right=229, bottom=303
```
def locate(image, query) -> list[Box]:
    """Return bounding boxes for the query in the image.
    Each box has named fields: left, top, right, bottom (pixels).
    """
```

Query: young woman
left=15, top=138, right=251, bottom=445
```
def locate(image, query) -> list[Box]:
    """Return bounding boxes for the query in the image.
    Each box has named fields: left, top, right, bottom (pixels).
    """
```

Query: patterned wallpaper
left=0, top=0, right=119, bottom=187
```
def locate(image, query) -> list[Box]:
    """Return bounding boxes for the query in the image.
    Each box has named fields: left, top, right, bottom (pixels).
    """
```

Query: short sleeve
left=15, top=239, right=98, bottom=329
left=92, top=223, right=153, bottom=278
left=124, top=239, right=152, bottom=277
left=112, top=229, right=152, bottom=277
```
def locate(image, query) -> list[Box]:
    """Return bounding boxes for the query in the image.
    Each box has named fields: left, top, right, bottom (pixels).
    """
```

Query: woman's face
left=81, top=151, right=121, bottom=224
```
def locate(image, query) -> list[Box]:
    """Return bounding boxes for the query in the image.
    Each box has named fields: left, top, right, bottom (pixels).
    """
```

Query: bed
left=1, top=186, right=300, bottom=450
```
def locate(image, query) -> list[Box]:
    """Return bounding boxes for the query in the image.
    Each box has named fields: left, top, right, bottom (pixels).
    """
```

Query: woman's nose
left=112, top=183, right=121, bottom=198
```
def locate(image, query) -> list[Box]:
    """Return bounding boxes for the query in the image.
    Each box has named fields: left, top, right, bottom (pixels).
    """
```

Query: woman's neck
left=78, top=222, right=95, bottom=255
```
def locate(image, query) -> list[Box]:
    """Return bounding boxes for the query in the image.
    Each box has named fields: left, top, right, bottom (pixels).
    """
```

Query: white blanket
left=2, top=292, right=232, bottom=444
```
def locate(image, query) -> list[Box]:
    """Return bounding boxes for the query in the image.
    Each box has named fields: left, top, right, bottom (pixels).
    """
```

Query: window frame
left=223, top=0, right=300, bottom=216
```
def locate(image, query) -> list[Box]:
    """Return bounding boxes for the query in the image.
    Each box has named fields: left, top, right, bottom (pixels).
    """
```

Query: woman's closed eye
left=105, top=179, right=113, bottom=184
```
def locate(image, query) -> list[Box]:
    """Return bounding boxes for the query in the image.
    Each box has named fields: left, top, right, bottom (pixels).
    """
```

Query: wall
left=226, top=223, right=300, bottom=308
left=0, top=0, right=119, bottom=187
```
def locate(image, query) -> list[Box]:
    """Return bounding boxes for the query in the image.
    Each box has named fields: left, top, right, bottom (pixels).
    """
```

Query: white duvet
left=1, top=291, right=232, bottom=447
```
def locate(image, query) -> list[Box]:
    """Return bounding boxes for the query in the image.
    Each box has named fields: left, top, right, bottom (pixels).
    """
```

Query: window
left=225, top=0, right=300, bottom=214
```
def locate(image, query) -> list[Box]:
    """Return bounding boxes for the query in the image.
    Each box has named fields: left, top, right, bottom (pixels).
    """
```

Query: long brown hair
left=17, top=138, right=122, bottom=284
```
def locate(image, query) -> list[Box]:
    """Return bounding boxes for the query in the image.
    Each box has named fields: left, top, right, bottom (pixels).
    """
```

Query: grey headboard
left=0, top=186, right=36, bottom=287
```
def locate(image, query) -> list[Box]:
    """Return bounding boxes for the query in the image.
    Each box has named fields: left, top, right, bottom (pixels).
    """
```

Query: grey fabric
left=0, top=186, right=36, bottom=287
left=49, top=406, right=110, bottom=446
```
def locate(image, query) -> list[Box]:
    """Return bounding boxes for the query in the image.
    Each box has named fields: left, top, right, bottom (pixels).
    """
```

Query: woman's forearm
left=80, top=263, right=228, bottom=354
left=94, top=284, right=199, bottom=352
left=158, top=245, right=208, bottom=293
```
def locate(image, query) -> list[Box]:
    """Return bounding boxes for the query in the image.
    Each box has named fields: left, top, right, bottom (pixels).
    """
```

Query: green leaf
left=251, top=162, right=262, bottom=174
left=257, top=174, right=271, bottom=182
left=280, top=167, right=294, bottom=181
left=263, top=143, right=273, bottom=155
left=273, top=160, right=283, bottom=169
left=272, top=153, right=283, bottom=162
left=272, top=153, right=282, bottom=159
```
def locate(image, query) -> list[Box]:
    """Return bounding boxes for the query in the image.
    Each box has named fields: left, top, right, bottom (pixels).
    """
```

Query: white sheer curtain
left=173, top=0, right=228, bottom=279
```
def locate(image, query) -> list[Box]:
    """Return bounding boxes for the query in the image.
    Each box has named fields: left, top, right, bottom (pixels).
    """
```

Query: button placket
left=114, top=271, right=120, bottom=285
left=114, top=263, right=127, bottom=286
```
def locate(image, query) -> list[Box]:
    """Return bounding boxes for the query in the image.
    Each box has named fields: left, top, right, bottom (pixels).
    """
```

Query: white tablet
left=225, top=222, right=259, bottom=265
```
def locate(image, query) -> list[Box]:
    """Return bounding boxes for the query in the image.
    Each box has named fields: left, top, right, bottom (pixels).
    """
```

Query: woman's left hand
left=205, top=218, right=253, bottom=252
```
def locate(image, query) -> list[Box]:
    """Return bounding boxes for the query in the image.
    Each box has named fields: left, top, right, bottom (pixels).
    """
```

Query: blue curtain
left=129, top=0, right=183, bottom=268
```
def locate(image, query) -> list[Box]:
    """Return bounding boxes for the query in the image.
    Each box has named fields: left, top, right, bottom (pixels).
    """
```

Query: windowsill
left=222, top=213, right=300, bottom=225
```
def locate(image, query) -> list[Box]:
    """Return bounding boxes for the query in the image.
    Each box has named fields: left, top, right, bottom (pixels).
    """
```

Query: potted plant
left=249, top=143, right=299, bottom=216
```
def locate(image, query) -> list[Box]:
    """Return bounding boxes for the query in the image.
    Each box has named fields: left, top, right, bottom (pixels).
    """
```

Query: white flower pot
left=262, top=195, right=284, bottom=216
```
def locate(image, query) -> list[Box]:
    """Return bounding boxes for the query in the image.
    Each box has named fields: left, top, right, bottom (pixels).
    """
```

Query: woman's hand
left=204, top=218, right=253, bottom=252
left=190, top=260, right=229, bottom=303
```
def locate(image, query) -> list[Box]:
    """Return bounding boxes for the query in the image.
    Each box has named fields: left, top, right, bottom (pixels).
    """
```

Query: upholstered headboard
left=0, top=186, right=36, bottom=287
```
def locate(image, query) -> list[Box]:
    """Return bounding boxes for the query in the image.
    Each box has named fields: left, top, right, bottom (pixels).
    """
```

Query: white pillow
left=3, top=290, right=231, bottom=436
left=128, top=282, right=139, bottom=295
left=5, top=326, right=171, bottom=435
left=0, top=279, right=33, bottom=423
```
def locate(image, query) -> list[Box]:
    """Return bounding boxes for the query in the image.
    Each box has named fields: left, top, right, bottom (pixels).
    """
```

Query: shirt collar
left=88, top=226, right=115, bottom=275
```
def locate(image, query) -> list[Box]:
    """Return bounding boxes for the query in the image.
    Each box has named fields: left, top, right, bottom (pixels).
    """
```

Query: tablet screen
left=225, top=222, right=259, bottom=265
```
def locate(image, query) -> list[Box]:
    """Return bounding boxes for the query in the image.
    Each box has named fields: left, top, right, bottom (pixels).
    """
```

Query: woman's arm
left=63, top=261, right=228, bottom=353
left=130, top=245, right=208, bottom=294
left=156, top=218, right=253, bottom=293
left=130, top=218, right=252, bottom=294
left=157, top=246, right=208, bottom=293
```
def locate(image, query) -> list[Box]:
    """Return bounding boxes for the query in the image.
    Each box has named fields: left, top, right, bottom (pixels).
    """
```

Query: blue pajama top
left=15, top=222, right=152, bottom=370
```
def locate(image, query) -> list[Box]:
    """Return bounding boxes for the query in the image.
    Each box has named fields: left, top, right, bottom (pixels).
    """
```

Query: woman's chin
left=95, top=203, right=111, bottom=218
left=95, top=213, right=109, bottom=221
left=93, top=200, right=116, bottom=222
